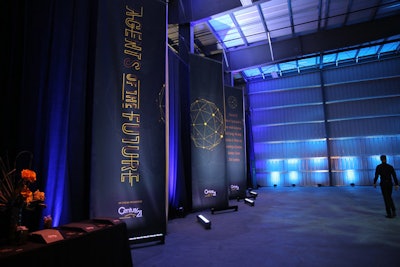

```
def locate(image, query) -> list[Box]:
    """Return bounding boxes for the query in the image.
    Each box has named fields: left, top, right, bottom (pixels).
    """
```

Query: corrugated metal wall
left=248, top=57, right=400, bottom=187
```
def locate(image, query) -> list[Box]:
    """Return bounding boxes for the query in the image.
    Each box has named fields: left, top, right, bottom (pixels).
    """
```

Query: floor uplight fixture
left=197, top=214, right=211, bottom=229
left=244, top=198, right=255, bottom=207
left=249, top=191, right=258, bottom=199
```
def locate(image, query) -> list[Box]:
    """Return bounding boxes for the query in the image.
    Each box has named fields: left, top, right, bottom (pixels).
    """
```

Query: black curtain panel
left=1, top=0, right=96, bottom=227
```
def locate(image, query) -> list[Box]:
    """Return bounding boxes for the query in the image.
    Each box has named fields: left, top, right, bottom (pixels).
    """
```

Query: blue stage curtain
left=2, top=0, right=96, bottom=226
left=167, top=49, right=191, bottom=217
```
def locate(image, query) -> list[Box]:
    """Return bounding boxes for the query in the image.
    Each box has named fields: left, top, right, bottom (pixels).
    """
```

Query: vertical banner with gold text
left=90, top=0, right=166, bottom=241
left=225, top=86, right=246, bottom=199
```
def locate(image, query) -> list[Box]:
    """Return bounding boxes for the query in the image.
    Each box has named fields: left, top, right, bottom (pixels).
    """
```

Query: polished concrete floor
left=131, top=186, right=400, bottom=267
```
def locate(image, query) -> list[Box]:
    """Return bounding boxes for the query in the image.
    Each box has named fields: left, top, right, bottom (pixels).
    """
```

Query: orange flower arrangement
left=20, top=169, right=46, bottom=207
left=0, top=151, right=46, bottom=244
left=0, top=152, right=46, bottom=212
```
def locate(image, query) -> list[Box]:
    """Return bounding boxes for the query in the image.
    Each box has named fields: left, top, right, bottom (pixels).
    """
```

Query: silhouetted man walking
left=373, top=155, right=399, bottom=218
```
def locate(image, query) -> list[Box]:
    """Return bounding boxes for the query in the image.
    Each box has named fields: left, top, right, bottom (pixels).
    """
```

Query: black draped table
left=0, top=219, right=133, bottom=267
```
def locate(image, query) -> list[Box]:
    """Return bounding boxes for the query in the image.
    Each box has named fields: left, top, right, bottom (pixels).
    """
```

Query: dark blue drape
left=167, top=49, right=192, bottom=217
left=1, top=0, right=96, bottom=227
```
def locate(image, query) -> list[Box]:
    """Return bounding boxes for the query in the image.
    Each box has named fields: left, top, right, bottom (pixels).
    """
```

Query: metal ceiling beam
left=168, top=0, right=242, bottom=24
left=168, top=0, right=268, bottom=23
left=224, top=15, right=400, bottom=72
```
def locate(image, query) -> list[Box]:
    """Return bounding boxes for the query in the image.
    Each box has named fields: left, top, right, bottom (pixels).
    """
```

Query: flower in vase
left=0, top=151, right=46, bottom=213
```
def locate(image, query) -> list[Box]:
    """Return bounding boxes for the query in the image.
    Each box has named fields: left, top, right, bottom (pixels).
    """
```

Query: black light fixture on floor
left=350, top=183, right=355, bottom=187
left=244, top=198, right=255, bottom=206
left=211, top=205, right=238, bottom=214
left=176, top=206, right=185, bottom=218
left=197, top=214, right=211, bottom=229
left=249, top=190, right=258, bottom=199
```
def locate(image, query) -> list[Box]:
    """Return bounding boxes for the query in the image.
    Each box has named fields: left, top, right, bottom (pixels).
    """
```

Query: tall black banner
left=225, top=86, right=247, bottom=199
left=90, top=0, right=166, bottom=241
left=189, top=54, right=228, bottom=210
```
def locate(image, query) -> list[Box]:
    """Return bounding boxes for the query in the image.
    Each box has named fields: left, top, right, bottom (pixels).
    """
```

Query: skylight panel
left=322, top=53, right=337, bottom=64
left=209, top=14, right=234, bottom=31
left=261, top=65, right=279, bottom=75
left=357, top=45, right=379, bottom=57
left=279, top=61, right=297, bottom=71
left=239, top=23, right=267, bottom=43
left=233, top=6, right=267, bottom=45
left=223, top=31, right=245, bottom=48
left=380, top=41, right=400, bottom=53
left=209, top=14, right=244, bottom=48
left=234, top=5, right=261, bottom=25
left=337, top=49, right=357, bottom=61
left=297, top=57, right=319, bottom=68
left=243, top=68, right=262, bottom=78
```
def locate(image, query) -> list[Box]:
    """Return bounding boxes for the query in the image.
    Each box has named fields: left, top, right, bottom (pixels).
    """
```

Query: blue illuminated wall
left=248, top=58, right=400, bottom=186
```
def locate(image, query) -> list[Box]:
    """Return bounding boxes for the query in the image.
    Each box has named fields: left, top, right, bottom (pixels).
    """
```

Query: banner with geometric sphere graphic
left=189, top=54, right=229, bottom=211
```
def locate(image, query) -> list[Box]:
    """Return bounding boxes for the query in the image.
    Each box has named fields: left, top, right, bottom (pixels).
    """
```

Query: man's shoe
left=392, top=212, right=396, bottom=218
left=386, top=214, right=393, bottom=218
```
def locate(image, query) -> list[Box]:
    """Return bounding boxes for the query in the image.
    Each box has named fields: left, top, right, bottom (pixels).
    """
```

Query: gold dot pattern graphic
left=190, top=98, right=224, bottom=150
